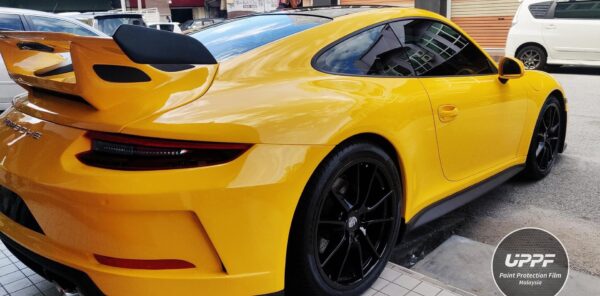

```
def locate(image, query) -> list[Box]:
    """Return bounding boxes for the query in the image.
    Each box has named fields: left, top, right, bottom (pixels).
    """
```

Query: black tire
left=286, top=142, right=402, bottom=296
left=517, top=45, right=547, bottom=71
left=522, top=96, right=563, bottom=180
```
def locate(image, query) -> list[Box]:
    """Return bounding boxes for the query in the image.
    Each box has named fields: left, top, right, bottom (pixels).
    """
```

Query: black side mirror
left=498, top=57, right=524, bottom=83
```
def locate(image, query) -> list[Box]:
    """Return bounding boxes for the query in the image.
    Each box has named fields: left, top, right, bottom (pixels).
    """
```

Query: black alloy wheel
left=523, top=96, right=563, bottom=180
left=316, top=160, right=397, bottom=287
left=286, top=142, right=402, bottom=296
left=535, top=104, right=561, bottom=171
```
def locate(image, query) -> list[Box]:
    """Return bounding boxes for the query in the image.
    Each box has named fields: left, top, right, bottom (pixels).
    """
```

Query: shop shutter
left=451, top=0, right=520, bottom=49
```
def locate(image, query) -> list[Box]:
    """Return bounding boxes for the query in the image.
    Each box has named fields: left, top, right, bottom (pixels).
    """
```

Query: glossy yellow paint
left=0, top=7, right=565, bottom=295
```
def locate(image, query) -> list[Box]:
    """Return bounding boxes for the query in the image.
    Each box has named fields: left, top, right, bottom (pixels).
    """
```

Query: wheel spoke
left=336, top=238, right=353, bottom=280
left=537, top=145, right=547, bottom=165
left=367, top=191, right=393, bottom=212
left=359, top=232, right=381, bottom=259
left=319, top=220, right=346, bottom=227
left=321, top=234, right=347, bottom=267
left=547, top=142, right=554, bottom=159
left=535, top=142, right=544, bottom=157
left=356, top=239, right=365, bottom=279
left=332, top=190, right=352, bottom=213
left=361, top=167, right=378, bottom=208
left=364, top=217, right=394, bottom=226
left=355, top=164, right=361, bottom=206
left=542, top=113, right=550, bottom=130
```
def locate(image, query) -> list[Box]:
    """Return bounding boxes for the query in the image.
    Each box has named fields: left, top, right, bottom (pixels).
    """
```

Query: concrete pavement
left=412, top=235, right=600, bottom=296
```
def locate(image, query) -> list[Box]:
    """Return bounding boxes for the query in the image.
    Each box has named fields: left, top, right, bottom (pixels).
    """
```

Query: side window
left=29, top=16, right=97, bottom=36
left=314, top=24, right=414, bottom=76
left=529, top=1, right=554, bottom=19
left=314, top=19, right=496, bottom=77
left=554, top=0, right=600, bottom=19
left=0, top=14, right=24, bottom=31
left=393, top=19, right=497, bottom=76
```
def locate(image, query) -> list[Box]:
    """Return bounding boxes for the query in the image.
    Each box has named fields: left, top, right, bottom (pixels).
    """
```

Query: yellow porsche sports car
left=0, top=6, right=566, bottom=296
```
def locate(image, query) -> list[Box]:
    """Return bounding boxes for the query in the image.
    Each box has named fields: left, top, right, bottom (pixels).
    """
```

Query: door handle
left=545, top=24, right=556, bottom=30
left=438, top=105, right=459, bottom=122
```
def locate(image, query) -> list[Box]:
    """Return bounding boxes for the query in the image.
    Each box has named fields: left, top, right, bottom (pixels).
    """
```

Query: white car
left=0, top=8, right=105, bottom=110
left=148, top=22, right=182, bottom=33
left=65, top=12, right=147, bottom=36
left=506, top=0, right=600, bottom=70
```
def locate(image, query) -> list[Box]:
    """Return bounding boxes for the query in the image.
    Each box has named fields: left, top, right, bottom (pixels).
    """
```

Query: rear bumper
left=0, top=108, right=332, bottom=295
left=0, top=233, right=104, bottom=296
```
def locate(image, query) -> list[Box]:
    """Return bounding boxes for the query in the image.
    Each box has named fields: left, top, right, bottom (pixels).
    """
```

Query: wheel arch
left=327, top=133, right=409, bottom=241
left=516, top=42, right=548, bottom=58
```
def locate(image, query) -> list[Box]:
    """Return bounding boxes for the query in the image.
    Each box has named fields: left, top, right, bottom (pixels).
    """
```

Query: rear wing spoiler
left=0, top=25, right=217, bottom=110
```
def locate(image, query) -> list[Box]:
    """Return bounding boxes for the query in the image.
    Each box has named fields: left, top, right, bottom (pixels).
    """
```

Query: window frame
left=550, top=0, right=600, bottom=20
left=311, top=17, right=498, bottom=78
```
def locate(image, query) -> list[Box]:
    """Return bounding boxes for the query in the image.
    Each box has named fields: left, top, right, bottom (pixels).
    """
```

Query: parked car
left=0, top=7, right=567, bottom=296
left=66, top=12, right=146, bottom=36
left=180, top=18, right=224, bottom=31
left=506, top=0, right=600, bottom=70
left=0, top=8, right=105, bottom=110
left=148, top=21, right=182, bottom=33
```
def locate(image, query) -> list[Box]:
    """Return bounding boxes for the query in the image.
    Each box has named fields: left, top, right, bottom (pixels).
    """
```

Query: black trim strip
left=405, top=165, right=524, bottom=232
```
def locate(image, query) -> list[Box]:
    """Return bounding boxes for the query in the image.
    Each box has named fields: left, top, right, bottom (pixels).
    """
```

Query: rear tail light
left=77, top=131, right=252, bottom=170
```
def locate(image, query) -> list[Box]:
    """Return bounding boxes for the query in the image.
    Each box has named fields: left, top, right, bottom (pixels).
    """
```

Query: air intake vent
left=0, top=186, right=44, bottom=234
left=93, top=65, right=151, bottom=83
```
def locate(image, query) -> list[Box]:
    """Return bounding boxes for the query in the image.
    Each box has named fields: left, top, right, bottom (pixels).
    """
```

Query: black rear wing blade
left=113, top=24, right=217, bottom=65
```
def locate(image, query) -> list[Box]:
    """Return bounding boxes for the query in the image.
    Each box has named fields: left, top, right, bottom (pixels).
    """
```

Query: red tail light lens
left=77, top=131, right=252, bottom=170
left=94, top=254, right=195, bottom=270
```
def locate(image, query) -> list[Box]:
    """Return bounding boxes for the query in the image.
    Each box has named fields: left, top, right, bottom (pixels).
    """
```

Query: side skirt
left=404, top=165, right=524, bottom=233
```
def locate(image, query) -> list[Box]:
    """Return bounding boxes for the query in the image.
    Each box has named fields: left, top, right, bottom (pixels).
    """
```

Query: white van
left=506, top=0, right=600, bottom=70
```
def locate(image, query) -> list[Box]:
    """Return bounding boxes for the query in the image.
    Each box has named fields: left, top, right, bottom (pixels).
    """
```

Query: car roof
left=269, top=5, right=392, bottom=19
left=0, top=7, right=107, bottom=36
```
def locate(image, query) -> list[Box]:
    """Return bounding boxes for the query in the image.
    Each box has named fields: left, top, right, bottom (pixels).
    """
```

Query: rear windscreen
left=190, top=15, right=329, bottom=61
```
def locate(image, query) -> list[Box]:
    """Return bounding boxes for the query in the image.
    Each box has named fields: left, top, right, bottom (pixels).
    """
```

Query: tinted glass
left=555, top=0, right=600, bottom=19
left=314, top=24, right=414, bottom=76
left=0, top=14, right=24, bottom=31
left=190, top=15, right=329, bottom=61
left=394, top=19, right=496, bottom=76
left=29, top=16, right=96, bottom=36
left=98, top=17, right=145, bottom=36
left=159, top=24, right=175, bottom=32
left=529, top=1, right=554, bottom=18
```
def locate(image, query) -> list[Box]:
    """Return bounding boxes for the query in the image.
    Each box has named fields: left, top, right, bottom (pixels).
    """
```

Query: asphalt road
left=452, top=67, right=600, bottom=277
